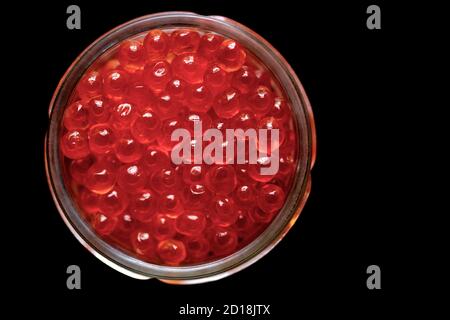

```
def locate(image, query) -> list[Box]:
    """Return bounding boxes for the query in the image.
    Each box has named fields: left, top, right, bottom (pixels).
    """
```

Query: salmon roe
left=60, top=27, right=299, bottom=266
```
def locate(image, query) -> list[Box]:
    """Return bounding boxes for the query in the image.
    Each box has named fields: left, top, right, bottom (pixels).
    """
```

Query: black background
left=6, top=0, right=429, bottom=316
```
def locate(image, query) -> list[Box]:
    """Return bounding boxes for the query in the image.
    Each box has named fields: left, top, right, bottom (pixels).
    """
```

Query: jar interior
left=59, top=26, right=299, bottom=267
left=46, top=13, right=311, bottom=279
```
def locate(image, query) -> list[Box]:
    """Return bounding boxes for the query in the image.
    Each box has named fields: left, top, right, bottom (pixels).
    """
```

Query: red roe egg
left=170, top=29, right=201, bottom=54
left=154, top=93, right=181, bottom=118
left=246, top=85, right=273, bottom=116
left=251, top=206, right=274, bottom=224
left=115, top=213, right=136, bottom=238
left=61, top=130, right=90, bottom=159
left=111, top=102, right=137, bottom=130
left=210, top=196, right=238, bottom=227
left=157, top=239, right=187, bottom=265
left=204, top=65, right=229, bottom=94
left=210, top=113, right=230, bottom=135
left=198, top=33, right=223, bottom=59
left=60, top=25, right=300, bottom=267
left=234, top=162, right=252, bottom=184
left=234, top=209, right=255, bottom=233
left=101, top=59, right=121, bottom=74
left=92, top=213, right=117, bottom=236
left=99, top=187, right=129, bottom=217
left=158, top=192, right=183, bottom=217
left=217, top=39, right=246, bottom=72
left=176, top=211, right=207, bottom=236
left=117, top=163, right=148, bottom=191
left=150, top=214, right=176, bottom=240
left=77, top=70, right=102, bottom=99
left=247, top=156, right=276, bottom=183
left=114, top=133, right=144, bottom=163
left=234, top=183, right=256, bottom=207
left=150, top=167, right=181, bottom=194
left=268, top=97, right=289, bottom=120
left=182, top=164, right=206, bottom=184
left=186, top=84, right=213, bottom=112
left=64, top=101, right=89, bottom=130
left=117, top=39, right=146, bottom=70
left=231, top=109, right=257, bottom=131
left=181, top=183, right=211, bottom=210
left=165, top=78, right=188, bottom=101
left=257, top=116, right=285, bottom=152
left=128, top=81, right=155, bottom=109
left=69, top=156, right=94, bottom=184
left=205, top=165, right=237, bottom=195
left=143, top=29, right=170, bottom=61
left=87, top=97, right=111, bottom=124
left=236, top=212, right=259, bottom=244
left=184, top=236, right=210, bottom=261
left=128, top=189, right=157, bottom=222
left=232, top=65, right=257, bottom=94
left=130, top=109, right=160, bottom=144
left=157, top=117, right=184, bottom=151
left=103, top=69, right=129, bottom=100
left=257, top=70, right=273, bottom=88
left=212, top=88, right=241, bottom=119
left=256, top=184, right=285, bottom=214
left=79, top=188, right=101, bottom=215
left=141, top=146, right=170, bottom=170
left=102, top=153, right=122, bottom=172
left=208, top=227, right=238, bottom=255
left=84, top=159, right=116, bottom=194
left=88, top=123, right=116, bottom=155
left=143, top=60, right=172, bottom=93
left=131, top=229, right=156, bottom=256
left=183, top=111, right=212, bottom=134
left=171, top=53, right=208, bottom=84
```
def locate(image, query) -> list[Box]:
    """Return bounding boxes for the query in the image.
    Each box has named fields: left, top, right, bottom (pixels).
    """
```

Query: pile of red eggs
left=60, top=28, right=298, bottom=266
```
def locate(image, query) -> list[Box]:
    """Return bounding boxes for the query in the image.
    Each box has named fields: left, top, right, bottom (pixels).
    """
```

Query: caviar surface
left=60, top=27, right=298, bottom=266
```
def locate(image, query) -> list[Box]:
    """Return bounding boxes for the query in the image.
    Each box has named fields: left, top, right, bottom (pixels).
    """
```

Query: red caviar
left=60, top=27, right=298, bottom=266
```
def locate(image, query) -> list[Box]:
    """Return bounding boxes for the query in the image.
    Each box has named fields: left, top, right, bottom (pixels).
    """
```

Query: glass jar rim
left=46, top=11, right=316, bottom=283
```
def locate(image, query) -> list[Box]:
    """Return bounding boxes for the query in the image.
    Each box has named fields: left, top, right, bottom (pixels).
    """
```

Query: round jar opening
left=47, top=12, right=314, bottom=281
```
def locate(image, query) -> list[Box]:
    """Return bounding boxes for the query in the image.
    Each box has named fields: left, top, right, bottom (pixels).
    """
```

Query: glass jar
left=45, top=11, right=316, bottom=284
